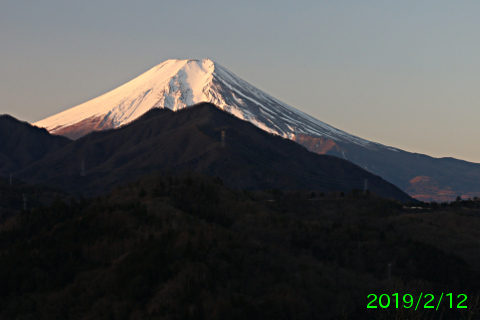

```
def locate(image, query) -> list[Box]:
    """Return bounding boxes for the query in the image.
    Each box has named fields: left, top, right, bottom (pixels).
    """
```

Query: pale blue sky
left=1, top=1, right=480, bottom=162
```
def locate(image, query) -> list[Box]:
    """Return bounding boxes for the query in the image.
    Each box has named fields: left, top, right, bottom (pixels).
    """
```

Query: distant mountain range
left=1, top=103, right=412, bottom=201
left=27, top=59, right=480, bottom=201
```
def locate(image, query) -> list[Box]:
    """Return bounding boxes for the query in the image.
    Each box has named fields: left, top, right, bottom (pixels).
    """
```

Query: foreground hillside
left=0, top=174, right=479, bottom=320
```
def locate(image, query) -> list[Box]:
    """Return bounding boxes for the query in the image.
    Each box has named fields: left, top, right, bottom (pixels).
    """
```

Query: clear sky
left=1, top=1, right=480, bottom=162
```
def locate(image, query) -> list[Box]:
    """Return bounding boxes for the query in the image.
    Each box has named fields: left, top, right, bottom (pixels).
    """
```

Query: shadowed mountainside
left=0, top=115, right=70, bottom=174
left=3, top=104, right=412, bottom=201
left=294, top=134, right=480, bottom=202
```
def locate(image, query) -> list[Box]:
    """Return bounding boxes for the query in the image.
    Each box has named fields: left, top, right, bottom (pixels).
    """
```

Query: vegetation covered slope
left=0, top=174, right=479, bottom=319
left=8, top=104, right=412, bottom=201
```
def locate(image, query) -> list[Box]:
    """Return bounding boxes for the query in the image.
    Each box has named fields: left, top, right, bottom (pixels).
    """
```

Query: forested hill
left=0, top=173, right=479, bottom=319
left=4, top=104, right=413, bottom=201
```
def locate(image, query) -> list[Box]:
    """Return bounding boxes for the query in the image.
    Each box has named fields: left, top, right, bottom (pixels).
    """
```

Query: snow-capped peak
left=34, top=58, right=389, bottom=151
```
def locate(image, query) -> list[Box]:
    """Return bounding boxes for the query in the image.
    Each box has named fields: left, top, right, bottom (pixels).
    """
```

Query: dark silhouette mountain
left=7, top=104, right=412, bottom=201
left=0, top=115, right=71, bottom=174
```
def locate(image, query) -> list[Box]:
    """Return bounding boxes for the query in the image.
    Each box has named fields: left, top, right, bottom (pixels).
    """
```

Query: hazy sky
left=1, top=1, right=480, bottom=162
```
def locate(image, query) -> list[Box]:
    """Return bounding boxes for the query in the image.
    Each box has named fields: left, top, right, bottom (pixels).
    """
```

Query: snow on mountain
left=34, top=59, right=391, bottom=151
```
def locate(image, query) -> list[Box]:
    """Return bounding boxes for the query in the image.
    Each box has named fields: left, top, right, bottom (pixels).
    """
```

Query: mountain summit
left=34, top=59, right=378, bottom=148
left=34, top=59, right=480, bottom=201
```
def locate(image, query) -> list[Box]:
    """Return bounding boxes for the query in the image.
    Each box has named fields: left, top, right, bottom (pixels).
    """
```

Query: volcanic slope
left=34, top=59, right=368, bottom=146
left=33, top=58, right=480, bottom=201
left=21, top=103, right=412, bottom=201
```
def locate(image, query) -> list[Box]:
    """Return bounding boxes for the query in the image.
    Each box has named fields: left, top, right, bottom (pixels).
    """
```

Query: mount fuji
left=34, top=59, right=377, bottom=147
left=34, top=59, right=480, bottom=201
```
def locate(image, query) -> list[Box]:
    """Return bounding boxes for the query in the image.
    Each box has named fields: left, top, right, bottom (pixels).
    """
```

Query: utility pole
left=364, top=179, right=368, bottom=193
left=22, top=194, right=28, bottom=211
left=388, top=262, right=392, bottom=282
left=221, top=131, right=225, bottom=148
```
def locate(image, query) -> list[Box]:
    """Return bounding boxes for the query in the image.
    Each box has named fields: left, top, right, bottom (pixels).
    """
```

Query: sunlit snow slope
left=34, top=59, right=383, bottom=150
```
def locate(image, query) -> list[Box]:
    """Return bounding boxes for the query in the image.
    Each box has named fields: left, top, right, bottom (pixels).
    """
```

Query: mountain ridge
left=31, top=59, right=480, bottom=201
left=0, top=114, right=71, bottom=173
left=7, top=103, right=414, bottom=201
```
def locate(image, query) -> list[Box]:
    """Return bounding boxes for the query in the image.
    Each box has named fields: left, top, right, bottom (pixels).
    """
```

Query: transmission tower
left=81, top=159, right=85, bottom=177
left=221, top=131, right=225, bottom=148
